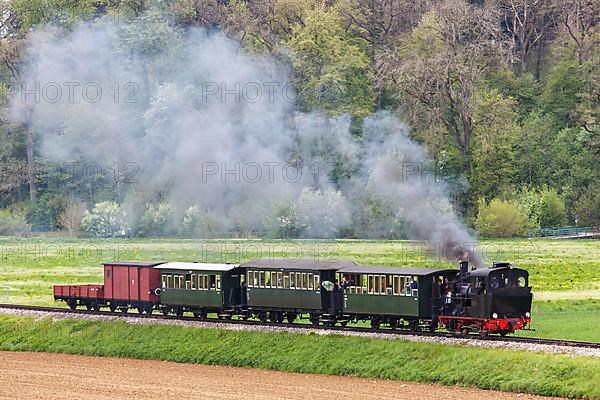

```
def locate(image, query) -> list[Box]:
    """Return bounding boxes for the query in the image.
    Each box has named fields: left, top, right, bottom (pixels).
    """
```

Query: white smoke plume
left=9, top=16, right=483, bottom=265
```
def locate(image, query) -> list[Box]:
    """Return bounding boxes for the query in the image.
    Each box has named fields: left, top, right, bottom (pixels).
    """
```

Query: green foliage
left=541, top=60, right=585, bottom=128
left=575, top=184, right=600, bottom=226
left=538, top=189, right=568, bottom=228
left=179, top=205, right=226, bottom=238
left=285, top=5, right=374, bottom=117
left=513, top=187, right=567, bottom=229
left=26, top=194, right=66, bottom=232
left=476, top=198, right=527, bottom=238
left=136, top=203, right=175, bottom=237
left=80, top=201, right=129, bottom=237
left=0, top=208, right=30, bottom=236
left=471, top=89, right=519, bottom=201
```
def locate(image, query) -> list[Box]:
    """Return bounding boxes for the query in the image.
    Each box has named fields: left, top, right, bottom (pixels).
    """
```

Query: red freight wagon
left=103, top=261, right=163, bottom=313
left=53, top=284, right=104, bottom=310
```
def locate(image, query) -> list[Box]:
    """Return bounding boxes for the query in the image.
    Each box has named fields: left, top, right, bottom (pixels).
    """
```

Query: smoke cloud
left=10, top=17, right=483, bottom=266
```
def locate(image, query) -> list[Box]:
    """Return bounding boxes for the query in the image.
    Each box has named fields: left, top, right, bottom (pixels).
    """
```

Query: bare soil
left=0, top=351, right=558, bottom=400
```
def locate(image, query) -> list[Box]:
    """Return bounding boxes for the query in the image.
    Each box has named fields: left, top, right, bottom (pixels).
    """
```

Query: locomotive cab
left=467, top=263, right=532, bottom=320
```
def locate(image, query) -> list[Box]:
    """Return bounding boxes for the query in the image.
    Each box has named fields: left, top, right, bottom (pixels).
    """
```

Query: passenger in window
left=341, top=276, right=350, bottom=290
left=410, top=278, right=418, bottom=290
left=442, top=277, right=450, bottom=297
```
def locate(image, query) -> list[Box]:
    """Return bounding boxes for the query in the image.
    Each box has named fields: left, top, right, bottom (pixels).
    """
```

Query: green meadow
left=0, top=237, right=599, bottom=341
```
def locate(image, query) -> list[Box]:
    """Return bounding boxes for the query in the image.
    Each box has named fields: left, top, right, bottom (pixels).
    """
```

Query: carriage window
left=162, top=275, right=168, bottom=289
left=174, top=275, right=180, bottom=289
left=191, top=274, right=197, bottom=290
left=381, top=275, right=387, bottom=294
left=308, top=273, right=314, bottom=290
left=247, top=271, right=253, bottom=288
left=290, top=272, right=296, bottom=289
left=374, top=275, right=380, bottom=294
left=185, top=274, right=192, bottom=290
left=314, top=274, right=320, bottom=290
left=253, top=271, right=259, bottom=287
left=277, top=272, right=283, bottom=288
left=271, top=272, right=277, bottom=288
left=208, top=275, right=216, bottom=290
left=301, top=273, right=306, bottom=290
left=265, top=271, right=271, bottom=287
left=362, top=275, right=368, bottom=294
left=284, top=272, right=290, bottom=289
left=216, top=275, right=221, bottom=290
left=403, top=277, right=411, bottom=296
left=204, top=274, right=209, bottom=290
left=367, top=275, right=374, bottom=294
left=296, top=273, right=302, bottom=290
left=393, top=276, right=400, bottom=295
left=258, top=271, right=265, bottom=288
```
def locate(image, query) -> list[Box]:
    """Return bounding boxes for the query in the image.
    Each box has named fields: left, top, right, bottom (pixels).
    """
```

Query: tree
left=557, top=0, right=600, bottom=78
left=476, top=198, right=527, bottom=237
left=377, top=0, right=508, bottom=212
left=498, top=0, right=558, bottom=76
left=285, top=4, right=374, bottom=117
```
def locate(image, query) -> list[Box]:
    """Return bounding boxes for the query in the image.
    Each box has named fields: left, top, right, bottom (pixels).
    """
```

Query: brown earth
left=0, top=351, right=559, bottom=400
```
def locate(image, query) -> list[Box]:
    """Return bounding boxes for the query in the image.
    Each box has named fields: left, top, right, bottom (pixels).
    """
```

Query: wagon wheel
left=92, top=304, right=101, bottom=312
left=459, top=328, right=470, bottom=338
left=286, top=314, right=297, bottom=324
left=67, top=300, right=77, bottom=311
left=499, top=330, right=509, bottom=337
left=162, top=308, right=170, bottom=316
left=120, top=307, right=128, bottom=314
left=146, top=305, right=154, bottom=315
left=109, top=304, right=117, bottom=313
left=258, top=313, right=268, bottom=323
left=370, top=319, right=381, bottom=330
left=408, top=320, right=419, bottom=332
left=138, top=307, right=145, bottom=315
left=85, top=304, right=92, bottom=311
left=175, top=308, right=184, bottom=317
left=339, top=321, right=348, bottom=327
left=479, top=330, right=489, bottom=338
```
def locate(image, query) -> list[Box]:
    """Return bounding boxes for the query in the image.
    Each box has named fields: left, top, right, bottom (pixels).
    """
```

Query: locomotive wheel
left=310, top=315, right=320, bottom=326
left=499, top=330, right=509, bottom=337
left=459, top=328, right=470, bottom=338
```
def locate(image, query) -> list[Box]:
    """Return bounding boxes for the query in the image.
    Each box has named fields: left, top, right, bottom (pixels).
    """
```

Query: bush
left=0, top=209, right=30, bottom=236
left=476, top=198, right=527, bottom=238
left=58, top=198, right=86, bottom=236
left=538, top=188, right=567, bottom=228
left=513, top=187, right=568, bottom=228
left=575, top=185, right=600, bottom=226
left=136, top=203, right=174, bottom=237
left=81, top=201, right=129, bottom=238
left=180, top=206, right=225, bottom=238
left=297, top=188, right=350, bottom=238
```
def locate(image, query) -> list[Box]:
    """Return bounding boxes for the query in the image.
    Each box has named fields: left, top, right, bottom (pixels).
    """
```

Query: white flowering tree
left=81, top=201, right=130, bottom=238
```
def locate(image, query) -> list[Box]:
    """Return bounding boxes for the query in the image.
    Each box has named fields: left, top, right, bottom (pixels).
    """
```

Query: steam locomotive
left=54, top=258, right=532, bottom=336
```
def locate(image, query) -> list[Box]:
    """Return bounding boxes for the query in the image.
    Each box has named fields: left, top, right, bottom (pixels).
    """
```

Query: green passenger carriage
left=156, top=262, right=244, bottom=319
left=337, top=265, right=456, bottom=329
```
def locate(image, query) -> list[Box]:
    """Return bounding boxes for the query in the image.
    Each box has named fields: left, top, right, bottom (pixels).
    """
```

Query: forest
left=0, top=0, right=598, bottom=239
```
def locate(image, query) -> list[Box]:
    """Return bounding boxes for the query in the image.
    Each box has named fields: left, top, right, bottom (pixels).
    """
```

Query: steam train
left=54, top=258, right=532, bottom=336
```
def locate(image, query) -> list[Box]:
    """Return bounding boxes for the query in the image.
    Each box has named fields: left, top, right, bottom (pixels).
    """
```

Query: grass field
left=0, top=314, right=599, bottom=399
left=0, top=237, right=599, bottom=341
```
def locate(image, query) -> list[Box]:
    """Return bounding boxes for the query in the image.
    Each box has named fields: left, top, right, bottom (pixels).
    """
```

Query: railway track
left=2, top=303, right=599, bottom=350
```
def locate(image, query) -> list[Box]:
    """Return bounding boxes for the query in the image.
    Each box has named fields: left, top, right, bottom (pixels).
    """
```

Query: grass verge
left=0, top=315, right=599, bottom=399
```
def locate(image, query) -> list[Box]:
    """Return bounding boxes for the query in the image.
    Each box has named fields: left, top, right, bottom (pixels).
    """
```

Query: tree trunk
left=24, top=109, right=36, bottom=204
